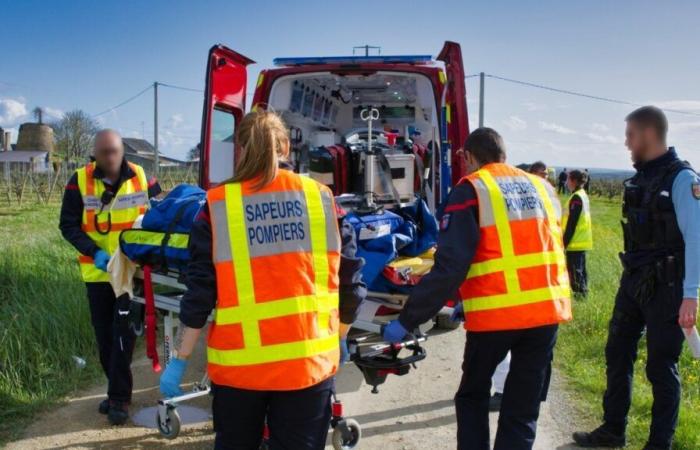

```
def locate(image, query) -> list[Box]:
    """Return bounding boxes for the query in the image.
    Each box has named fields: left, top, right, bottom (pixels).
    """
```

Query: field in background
left=556, top=196, right=700, bottom=449
left=1, top=189, right=699, bottom=448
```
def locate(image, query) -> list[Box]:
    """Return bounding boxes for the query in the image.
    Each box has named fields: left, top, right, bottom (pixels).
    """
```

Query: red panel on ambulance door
left=437, top=41, right=469, bottom=184
left=200, top=45, right=255, bottom=189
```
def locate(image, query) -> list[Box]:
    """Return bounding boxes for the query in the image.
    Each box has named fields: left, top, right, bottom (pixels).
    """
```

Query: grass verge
left=556, top=196, right=700, bottom=449
left=0, top=205, right=102, bottom=445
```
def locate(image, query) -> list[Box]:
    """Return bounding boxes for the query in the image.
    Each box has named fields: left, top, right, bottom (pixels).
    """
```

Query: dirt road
left=6, top=326, right=582, bottom=449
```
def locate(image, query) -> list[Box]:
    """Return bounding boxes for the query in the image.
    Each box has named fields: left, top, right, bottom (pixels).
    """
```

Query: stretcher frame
left=130, top=268, right=451, bottom=447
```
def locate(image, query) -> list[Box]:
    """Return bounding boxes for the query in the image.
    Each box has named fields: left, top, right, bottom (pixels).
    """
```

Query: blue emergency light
left=273, top=55, right=433, bottom=67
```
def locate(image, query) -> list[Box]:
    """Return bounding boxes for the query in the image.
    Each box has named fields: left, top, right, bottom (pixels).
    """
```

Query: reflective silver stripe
left=243, top=191, right=312, bottom=258
left=81, top=191, right=148, bottom=212
left=211, top=200, right=233, bottom=263
left=470, top=178, right=496, bottom=226
left=320, top=190, right=341, bottom=252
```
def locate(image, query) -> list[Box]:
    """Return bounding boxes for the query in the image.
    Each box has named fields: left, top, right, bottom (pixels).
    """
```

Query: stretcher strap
left=143, top=265, right=161, bottom=372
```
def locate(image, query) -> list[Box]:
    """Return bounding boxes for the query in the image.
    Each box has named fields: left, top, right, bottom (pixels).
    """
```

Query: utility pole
left=153, top=81, right=159, bottom=176
left=478, top=72, right=485, bottom=128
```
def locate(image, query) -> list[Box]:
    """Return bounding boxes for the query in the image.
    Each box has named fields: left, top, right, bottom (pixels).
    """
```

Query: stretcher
left=130, top=264, right=445, bottom=449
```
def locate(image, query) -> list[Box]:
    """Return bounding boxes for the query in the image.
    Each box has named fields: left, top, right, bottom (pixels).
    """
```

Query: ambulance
left=198, top=42, right=470, bottom=329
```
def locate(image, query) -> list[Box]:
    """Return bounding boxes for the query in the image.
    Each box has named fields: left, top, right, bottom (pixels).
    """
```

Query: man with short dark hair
left=59, top=129, right=161, bottom=425
left=529, top=161, right=548, bottom=179
left=383, top=127, right=572, bottom=450
left=573, top=106, right=700, bottom=450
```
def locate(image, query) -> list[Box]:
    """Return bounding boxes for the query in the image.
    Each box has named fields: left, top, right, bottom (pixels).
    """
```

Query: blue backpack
left=141, top=184, right=206, bottom=233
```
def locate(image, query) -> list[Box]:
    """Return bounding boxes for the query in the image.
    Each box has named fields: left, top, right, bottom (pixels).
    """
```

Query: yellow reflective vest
left=76, top=161, right=149, bottom=282
left=563, top=189, right=593, bottom=251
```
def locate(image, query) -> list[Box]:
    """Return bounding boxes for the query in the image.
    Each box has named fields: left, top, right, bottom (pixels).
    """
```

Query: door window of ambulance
left=209, top=107, right=236, bottom=185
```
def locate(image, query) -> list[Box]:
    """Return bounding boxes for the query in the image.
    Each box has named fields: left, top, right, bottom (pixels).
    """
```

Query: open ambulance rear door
left=437, top=41, right=469, bottom=187
left=199, top=45, right=255, bottom=189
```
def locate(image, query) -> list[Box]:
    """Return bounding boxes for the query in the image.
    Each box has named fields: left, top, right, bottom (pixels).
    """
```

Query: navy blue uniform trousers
left=86, top=282, right=136, bottom=403
left=566, top=251, right=588, bottom=295
left=455, top=324, right=558, bottom=450
left=602, top=268, right=685, bottom=448
left=212, top=377, right=334, bottom=450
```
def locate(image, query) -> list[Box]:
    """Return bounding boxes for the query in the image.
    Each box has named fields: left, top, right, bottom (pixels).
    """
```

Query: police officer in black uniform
left=573, top=106, right=700, bottom=450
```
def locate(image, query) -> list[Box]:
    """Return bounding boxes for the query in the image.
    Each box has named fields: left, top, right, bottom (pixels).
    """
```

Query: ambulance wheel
left=332, top=418, right=361, bottom=449
left=157, top=407, right=181, bottom=439
left=435, top=314, right=460, bottom=330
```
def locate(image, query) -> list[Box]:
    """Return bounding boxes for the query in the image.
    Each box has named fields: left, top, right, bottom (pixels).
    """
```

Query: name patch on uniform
left=692, top=183, right=700, bottom=200
left=245, top=199, right=306, bottom=246
left=497, top=180, right=544, bottom=213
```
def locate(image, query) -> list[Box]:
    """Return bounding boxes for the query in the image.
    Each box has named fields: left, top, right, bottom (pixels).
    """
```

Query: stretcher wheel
left=331, top=418, right=361, bottom=449
left=435, top=313, right=461, bottom=330
left=156, top=406, right=181, bottom=439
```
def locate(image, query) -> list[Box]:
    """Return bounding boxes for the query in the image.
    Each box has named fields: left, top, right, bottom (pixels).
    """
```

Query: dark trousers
left=566, top=251, right=588, bottom=296
left=455, top=324, right=558, bottom=450
left=602, top=269, right=685, bottom=448
left=212, top=377, right=334, bottom=450
left=86, top=282, right=136, bottom=403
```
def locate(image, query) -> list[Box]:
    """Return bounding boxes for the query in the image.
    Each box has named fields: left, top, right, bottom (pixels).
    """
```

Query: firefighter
left=383, top=127, right=572, bottom=450
left=159, top=110, right=365, bottom=450
left=573, top=106, right=699, bottom=450
left=563, top=169, right=593, bottom=297
left=59, top=129, right=161, bottom=425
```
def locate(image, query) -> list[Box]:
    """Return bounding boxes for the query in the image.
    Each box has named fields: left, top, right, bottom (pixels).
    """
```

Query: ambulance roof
left=272, top=55, right=433, bottom=67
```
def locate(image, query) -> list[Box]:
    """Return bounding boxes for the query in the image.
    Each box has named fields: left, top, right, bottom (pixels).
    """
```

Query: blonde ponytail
left=231, top=110, right=289, bottom=190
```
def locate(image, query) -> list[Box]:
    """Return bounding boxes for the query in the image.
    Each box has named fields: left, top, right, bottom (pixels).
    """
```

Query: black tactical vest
left=622, top=150, right=690, bottom=261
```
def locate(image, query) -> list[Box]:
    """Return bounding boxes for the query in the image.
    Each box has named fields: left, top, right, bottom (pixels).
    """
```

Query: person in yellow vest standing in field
left=59, top=129, right=161, bottom=425
left=562, top=169, right=593, bottom=297
left=159, top=110, right=366, bottom=449
left=383, top=127, right=572, bottom=450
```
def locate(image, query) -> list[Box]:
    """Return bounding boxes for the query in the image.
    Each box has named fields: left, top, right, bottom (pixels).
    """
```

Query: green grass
left=0, top=205, right=102, bottom=445
left=556, top=196, right=700, bottom=449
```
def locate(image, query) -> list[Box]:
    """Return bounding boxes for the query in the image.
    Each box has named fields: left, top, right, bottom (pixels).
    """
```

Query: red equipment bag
left=326, top=145, right=351, bottom=195
left=142, top=265, right=162, bottom=372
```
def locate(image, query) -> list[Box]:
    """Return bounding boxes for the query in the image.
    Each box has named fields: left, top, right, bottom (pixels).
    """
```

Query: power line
left=92, top=84, right=153, bottom=118
left=158, top=82, right=203, bottom=93
left=483, top=74, right=700, bottom=117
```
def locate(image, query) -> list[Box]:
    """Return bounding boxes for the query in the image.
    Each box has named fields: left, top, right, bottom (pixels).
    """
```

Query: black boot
left=642, top=443, right=670, bottom=450
left=572, top=425, right=626, bottom=448
left=108, top=401, right=129, bottom=426
left=98, top=399, right=110, bottom=415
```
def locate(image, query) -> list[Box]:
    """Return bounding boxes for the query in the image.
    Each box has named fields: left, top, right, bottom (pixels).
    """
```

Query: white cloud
left=503, top=115, right=527, bottom=131
left=0, top=98, right=28, bottom=127
left=539, top=121, right=576, bottom=135
left=586, top=133, right=620, bottom=144
left=168, top=113, right=184, bottom=128
left=591, top=123, right=610, bottom=132
left=43, top=107, right=64, bottom=120
left=653, top=100, right=700, bottom=112
left=523, top=101, right=547, bottom=112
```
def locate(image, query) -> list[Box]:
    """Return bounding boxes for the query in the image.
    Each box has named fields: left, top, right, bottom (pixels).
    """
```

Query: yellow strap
left=121, top=231, right=189, bottom=249
left=226, top=183, right=260, bottom=348
left=478, top=171, right=520, bottom=293
left=464, top=285, right=571, bottom=312
left=208, top=334, right=339, bottom=366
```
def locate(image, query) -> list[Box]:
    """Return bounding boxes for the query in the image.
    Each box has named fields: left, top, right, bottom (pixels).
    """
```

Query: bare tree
left=52, top=110, right=99, bottom=162
left=187, top=143, right=201, bottom=161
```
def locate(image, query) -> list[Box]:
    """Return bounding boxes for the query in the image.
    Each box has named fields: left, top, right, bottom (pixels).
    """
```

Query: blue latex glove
left=450, top=302, right=465, bottom=322
left=383, top=320, right=408, bottom=343
left=340, top=338, right=350, bottom=365
left=94, top=250, right=110, bottom=272
left=160, top=358, right=187, bottom=398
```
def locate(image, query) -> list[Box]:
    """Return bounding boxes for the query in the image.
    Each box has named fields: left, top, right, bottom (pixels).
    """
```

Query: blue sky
left=1, top=0, right=699, bottom=168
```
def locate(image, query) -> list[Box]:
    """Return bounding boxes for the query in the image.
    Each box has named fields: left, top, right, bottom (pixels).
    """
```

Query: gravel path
left=6, top=326, right=582, bottom=449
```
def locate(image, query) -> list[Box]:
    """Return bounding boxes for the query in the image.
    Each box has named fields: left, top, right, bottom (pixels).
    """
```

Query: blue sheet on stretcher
left=346, top=199, right=438, bottom=290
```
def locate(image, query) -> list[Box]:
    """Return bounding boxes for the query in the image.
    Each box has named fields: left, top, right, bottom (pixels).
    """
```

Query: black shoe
left=107, top=401, right=129, bottom=426
left=572, top=425, right=626, bottom=448
left=98, top=399, right=110, bottom=415
left=489, top=393, right=503, bottom=412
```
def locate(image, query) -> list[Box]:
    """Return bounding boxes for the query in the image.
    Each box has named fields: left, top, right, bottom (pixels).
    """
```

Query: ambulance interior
left=266, top=71, right=440, bottom=210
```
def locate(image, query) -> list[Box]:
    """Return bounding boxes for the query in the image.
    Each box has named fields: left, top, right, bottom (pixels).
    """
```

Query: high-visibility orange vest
left=76, top=161, right=149, bottom=282
left=206, top=169, right=342, bottom=391
left=459, top=163, right=572, bottom=332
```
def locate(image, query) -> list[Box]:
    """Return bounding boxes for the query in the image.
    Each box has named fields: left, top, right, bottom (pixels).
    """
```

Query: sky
left=1, top=0, right=699, bottom=169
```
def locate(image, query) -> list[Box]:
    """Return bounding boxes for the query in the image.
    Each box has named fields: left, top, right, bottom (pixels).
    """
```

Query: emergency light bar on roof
left=272, top=55, right=433, bottom=67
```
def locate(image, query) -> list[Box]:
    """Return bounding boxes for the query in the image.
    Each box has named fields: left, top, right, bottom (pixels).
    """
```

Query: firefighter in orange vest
left=59, top=129, right=161, bottom=425
left=383, top=127, right=572, bottom=450
left=159, top=111, right=366, bottom=449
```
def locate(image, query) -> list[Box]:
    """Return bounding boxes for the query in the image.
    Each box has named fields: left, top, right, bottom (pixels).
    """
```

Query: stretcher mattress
left=119, top=229, right=190, bottom=272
